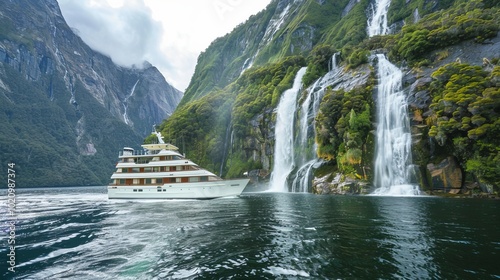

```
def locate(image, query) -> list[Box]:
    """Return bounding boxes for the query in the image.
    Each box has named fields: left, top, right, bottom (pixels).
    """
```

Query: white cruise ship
left=108, top=130, right=249, bottom=199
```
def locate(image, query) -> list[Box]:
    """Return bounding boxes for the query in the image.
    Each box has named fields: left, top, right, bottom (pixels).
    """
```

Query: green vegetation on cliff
left=316, top=80, right=375, bottom=178
left=427, top=63, right=500, bottom=186
left=159, top=0, right=500, bottom=191
left=391, top=0, right=500, bottom=64
left=0, top=66, right=142, bottom=187
left=160, top=56, right=305, bottom=177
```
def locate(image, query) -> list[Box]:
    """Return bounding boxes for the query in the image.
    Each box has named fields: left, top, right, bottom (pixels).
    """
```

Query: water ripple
left=1, top=188, right=499, bottom=279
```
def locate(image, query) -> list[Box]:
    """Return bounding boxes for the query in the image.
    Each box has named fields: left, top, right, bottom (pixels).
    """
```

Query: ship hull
left=107, top=178, right=249, bottom=199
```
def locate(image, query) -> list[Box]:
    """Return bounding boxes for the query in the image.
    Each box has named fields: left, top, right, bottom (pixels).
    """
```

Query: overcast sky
left=58, top=0, right=272, bottom=91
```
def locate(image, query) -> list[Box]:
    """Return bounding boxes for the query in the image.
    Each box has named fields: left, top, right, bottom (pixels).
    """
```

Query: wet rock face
left=0, top=0, right=183, bottom=187
left=312, top=173, right=366, bottom=195
left=1, top=0, right=183, bottom=138
left=427, top=157, right=463, bottom=192
left=408, top=77, right=433, bottom=109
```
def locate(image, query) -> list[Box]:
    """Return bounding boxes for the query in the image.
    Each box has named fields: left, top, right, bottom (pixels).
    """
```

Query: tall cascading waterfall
left=372, top=54, right=419, bottom=195
left=123, top=79, right=140, bottom=125
left=291, top=53, right=341, bottom=192
left=269, top=67, right=307, bottom=192
left=367, top=0, right=391, bottom=36
left=367, top=0, right=419, bottom=195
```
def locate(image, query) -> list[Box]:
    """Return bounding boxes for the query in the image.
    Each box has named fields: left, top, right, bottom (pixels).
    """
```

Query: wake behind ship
left=108, top=130, right=249, bottom=199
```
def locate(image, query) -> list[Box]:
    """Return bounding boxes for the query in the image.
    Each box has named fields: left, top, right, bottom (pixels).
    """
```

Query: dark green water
left=1, top=186, right=499, bottom=279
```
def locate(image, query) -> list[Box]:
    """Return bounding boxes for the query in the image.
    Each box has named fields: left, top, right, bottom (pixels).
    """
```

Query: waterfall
left=269, top=67, right=307, bottom=192
left=413, top=8, right=420, bottom=23
left=291, top=53, right=341, bottom=192
left=328, top=52, right=339, bottom=73
left=372, top=54, right=419, bottom=195
left=291, top=160, right=316, bottom=192
left=123, top=79, right=140, bottom=125
left=300, top=53, right=340, bottom=151
left=366, top=0, right=419, bottom=195
left=367, top=0, right=391, bottom=37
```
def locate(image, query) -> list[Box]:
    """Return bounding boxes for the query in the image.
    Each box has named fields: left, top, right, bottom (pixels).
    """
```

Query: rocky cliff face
left=311, top=31, right=500, bottom=195
left=0, top=0, right=182, bottom=187
left=161, top=0, right=500, bottom=195
left=180, top=0, right=346, bottom=106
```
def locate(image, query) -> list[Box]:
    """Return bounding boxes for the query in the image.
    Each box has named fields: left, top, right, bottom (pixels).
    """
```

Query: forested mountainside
left=159, top=0, right=500, bottom=195
left=0, top=0, right=183, bottom=187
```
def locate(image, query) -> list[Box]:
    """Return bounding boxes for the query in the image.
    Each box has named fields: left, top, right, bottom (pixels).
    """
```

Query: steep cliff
left=162, top=0, right=500, bottom=195
left=0, top=0, right=182, bottom=187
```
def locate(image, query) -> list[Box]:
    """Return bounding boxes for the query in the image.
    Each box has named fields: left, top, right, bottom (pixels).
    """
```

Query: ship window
left=133, top=179, right=140, bottom=184
left=153, top=167, right=160, bottom=172
left=133, top=189, right=137, bottom=192
left=189, top=177, right=200, bottom=182
left=157, top=178, right=163, bottom=183
left=122, top=168, right=128, bottom=173
left=144, top=167, right=152, bottom=172
left=176, top=166, right=182, bottom=171
left=152, top=157, right=159, bottom=161
left=119, top=179, right=126, bottom=185
left=127, top=158, right=134, bottom=163
left=146, top=178, right=152, bottom=184
left=152, top=179, right=156, bottom=184
left=175, top=178, right=181, bottom=183
left=160, top=167, right=166, bottom=172
left=157, top=189, right=162, bottom=192
left=132, top=168, right=140, bottom=173
left=163, top=189, right=166, bottom=192
left=138, top=189, right=143, bottom=192
left=200, top=176, right=208, bottom=182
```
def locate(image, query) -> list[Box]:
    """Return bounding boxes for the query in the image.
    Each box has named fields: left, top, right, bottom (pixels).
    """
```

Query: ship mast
left=153, top=125, right=165, bottom=144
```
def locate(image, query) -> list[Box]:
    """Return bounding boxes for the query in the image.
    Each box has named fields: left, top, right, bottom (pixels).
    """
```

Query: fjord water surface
left=1, top=186, right=499, bottom=279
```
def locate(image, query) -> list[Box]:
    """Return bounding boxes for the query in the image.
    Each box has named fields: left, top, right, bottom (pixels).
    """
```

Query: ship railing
left=119, top=150, right=158, bottom=157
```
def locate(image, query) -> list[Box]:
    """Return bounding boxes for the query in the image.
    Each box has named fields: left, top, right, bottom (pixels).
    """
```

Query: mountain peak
left=0, top=0, right=182, bottom=187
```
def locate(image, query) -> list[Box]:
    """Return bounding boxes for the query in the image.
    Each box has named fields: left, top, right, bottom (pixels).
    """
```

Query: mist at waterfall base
left=3, top=186, right=499, bottom=279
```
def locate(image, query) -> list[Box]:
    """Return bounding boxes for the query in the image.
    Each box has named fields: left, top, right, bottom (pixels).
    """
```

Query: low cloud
left=58, top=0, right=177, bottom=86
left=58, top=0, right=272, bottom=91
